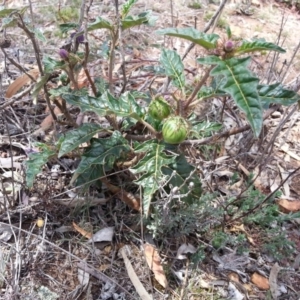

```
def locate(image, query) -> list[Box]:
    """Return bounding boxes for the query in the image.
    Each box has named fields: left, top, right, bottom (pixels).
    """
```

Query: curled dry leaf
left=87, top=226, right=114, bottom=243
left=143, top=243, right=168, bottom=288
left=120, top=245, right=152, bottom=300
left=251, top=272, right=270, bottom=290
left=277, top=198, right=300, bottom=213
left=176, top=243, right=196, bottom=260
left=5, top=67, right=39, bottom=98
left=78, top=268, right=90, bottom=286
left=227, top=282, right=244, bottom=300
left=101, top=178, right=140, bottom=211
left=72, top=222, right=92, bottom=239
left=0, top=223, right=13, bottom=242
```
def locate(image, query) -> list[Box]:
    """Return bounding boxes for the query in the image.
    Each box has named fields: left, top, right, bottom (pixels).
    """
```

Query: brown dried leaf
left=5, top=67, right=39, bottom=98
left=101, top=179, right=140, bottom=211
left=277, top=198, right=300, bottom=213
left=120, top=246, right=152, bottom=300
left=72, top=222, right=92, bottom=239
left=228, top=272, right=240, bottom=283
left=251, top=272, right=270, bottom=290
left=143, top=243, right=168, bottom=288
left=76, top=68, right=89, bottom=89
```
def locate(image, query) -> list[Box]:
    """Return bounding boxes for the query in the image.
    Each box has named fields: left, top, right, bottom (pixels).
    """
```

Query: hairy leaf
left=58, top=123, right=104, bottom=157
left=156, top=27, right=219, bottom=49
left=1, top=17, right=17, bottom=29
left=59, top=22, right=78, bottom=34
left=121, top=0, right=138, bottom=18
left=190, top=121, right=222, bottom=138
left=198, top=56, right=262, bottom=137
left=32, top=74, right=50, bottom=100
left=235, top=39, right=285, bottom=55
left=72, top=131, right=130, bottom=186
left=0, top=8, right=18, bottom=17
left=61, top=90, right=144, bottom=119
left=160, top=49, right=185, bottom=91
left=33, top=28, right=46, bottom=42
left=197, top=85, right=227, bottom=100
left=258, top=83, right=300, bottom=107
left=87, top=17, right=113, bottom=32
left=121, top=11, right=155, bottom=30
left=25, top=144, right=56, bottom=188
left=43, top=56, right=66, bottom=73
left=130, top=140, right=175, bottom=216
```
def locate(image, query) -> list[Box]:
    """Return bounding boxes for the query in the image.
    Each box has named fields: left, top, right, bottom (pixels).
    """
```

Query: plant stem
left=139, top=119, right=159, bottom=136
left=17, top=13, right=57, bottom=123
left=184, top=65, right=214, bottom=111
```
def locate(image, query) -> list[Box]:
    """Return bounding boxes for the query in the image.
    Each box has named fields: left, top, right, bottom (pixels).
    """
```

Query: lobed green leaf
left=25, top=144, right=56, bottom=188
left=58, top=123, right=105, bottom=157
left=130, top=140, right=175, bottom=216
left=61, top=90, right=144, bottom=119
left=59, top=22, right=78, bottom=34
left=235, top=39, right=285, bottom=55
left=87, top=17, right=113, bottom=32
left=258, top=83, right=300, bottom=108
left=43, top=56, right=66, bottom=73
left=121, top=11, right=155, bottom=30
left=160, top=49, right=185, bottom=92
left=72, top=131, right=130, bottom=186
left=198, top=56, right=262, bottom=137
left=156, top=27, right=219, bottom=49
left=121, top=0, right=138, bottom=18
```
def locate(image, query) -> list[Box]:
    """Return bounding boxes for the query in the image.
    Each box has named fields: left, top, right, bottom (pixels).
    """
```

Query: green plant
left=204, top=12, right=228, bottom=28
left=187, top=1, right=202, bottom=9
left=3, top=1, right=299, bottom=218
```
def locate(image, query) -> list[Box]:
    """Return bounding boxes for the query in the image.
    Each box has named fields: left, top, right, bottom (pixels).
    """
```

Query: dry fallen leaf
left=229, top=224, right=256, bottom=246
left=277, top=198, right=300, bottom=213
left=228, top=272, right=240, bottom=283
left=120, top=245, right=152, bottom=300
left=72, top=222, right=92, bottom=239
left=5, top=67, right=39, bottom=98
left=143, top=243, right=168, bottom=288
left=251, top=272, right=270, bottom=290
left=78, top=268, right=90, bottom=286
left=87, top=227, right=114, bottom=243
left=176, top=243, right=196, bottom=260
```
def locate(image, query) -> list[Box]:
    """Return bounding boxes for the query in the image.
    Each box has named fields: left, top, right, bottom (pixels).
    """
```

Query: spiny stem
left=184, top=65, right=214, bottom=111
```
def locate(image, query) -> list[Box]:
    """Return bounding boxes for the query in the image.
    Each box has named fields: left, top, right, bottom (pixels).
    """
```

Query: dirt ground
left=1, top=0, right=300, bottom=299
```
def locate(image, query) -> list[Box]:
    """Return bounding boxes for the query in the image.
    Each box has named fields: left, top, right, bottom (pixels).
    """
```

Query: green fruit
left=162, top=116, right=189, bottom=144
left=148, top=96, right=171, bottom=121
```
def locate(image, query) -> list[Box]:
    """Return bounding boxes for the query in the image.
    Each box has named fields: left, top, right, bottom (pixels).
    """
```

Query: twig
left=281, top=39, right=300, bottom=83
left=170, top=0, right=174, bottom=27
left=16, top=13, right=58, bottom=123
left=181, top=0, right=228, bottom=61
left=184, top=65, right=214, bottom=111
left=179, top=258, right=190, bottom=300
left=83, top=43, right=97, bottom=96
left=266, top=13, right=287, bottom=84
left=0, top=48, right=37, bottom=82
left=1, top=84, right=34, bottom=108
left=0, top=221, right=133, bottom=298
left=226, top=166, right=300, bottom=225
left=182, top=105, right=280, bottom=145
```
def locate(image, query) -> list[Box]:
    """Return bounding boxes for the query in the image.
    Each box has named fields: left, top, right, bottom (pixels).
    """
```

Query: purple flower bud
left=59, top=48, right=69, bottom=59
left=224, top=40, right=234, bottom=52
left=71, top=31, right=84, bottom=44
